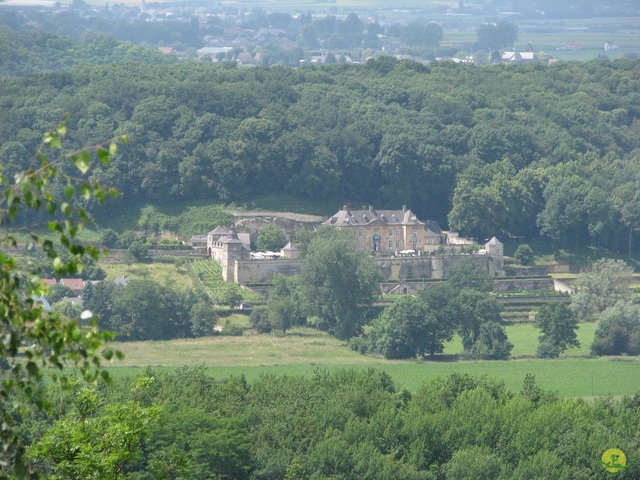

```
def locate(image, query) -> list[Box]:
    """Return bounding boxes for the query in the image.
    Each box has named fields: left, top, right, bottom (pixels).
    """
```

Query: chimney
left=369, top=205, right=373, bottom=214
left=402, top=205, right=407, bottom=213
left=343, top=205, right=348, bottom=211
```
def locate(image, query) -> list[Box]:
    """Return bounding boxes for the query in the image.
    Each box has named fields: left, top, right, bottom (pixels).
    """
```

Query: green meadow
left=102, top=322, right=640, bottom=398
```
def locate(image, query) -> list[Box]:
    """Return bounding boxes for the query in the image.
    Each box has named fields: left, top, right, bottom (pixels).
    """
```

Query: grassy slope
left=99, top=261, right=194, bottom=290
left=94, top=195, right=333, bottom=238
left=104, top=322, right=639, bottom=397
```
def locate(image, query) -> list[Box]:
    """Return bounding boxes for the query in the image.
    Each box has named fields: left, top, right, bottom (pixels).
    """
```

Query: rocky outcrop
left=228, top=210, right=325, bottom=243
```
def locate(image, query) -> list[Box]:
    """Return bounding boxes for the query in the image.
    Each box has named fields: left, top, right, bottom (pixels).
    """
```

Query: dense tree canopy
left=14, top=367, right=640, bottom=479
left=84, top=279, right=194, bottom=341
left=0, top=34, right=639, bottom=251
left=369, top=276, right=509, bottom=360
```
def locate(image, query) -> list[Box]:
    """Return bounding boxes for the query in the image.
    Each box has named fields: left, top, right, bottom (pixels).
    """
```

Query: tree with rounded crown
left=371, top=295, right=438, bottom=359
left=535, top=302, right=580, bottom=358
left=571, top=258, right=634, bottom=320
left=298, top=227, right=380, bottom=340
left=257, top=224, right=287, bottom=251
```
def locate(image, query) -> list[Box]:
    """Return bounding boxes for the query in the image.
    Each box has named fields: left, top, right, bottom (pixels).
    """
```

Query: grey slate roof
left=323, top=206, right=441, bottom=233
left=281, top=242, right=299, bottom=251
left=208, top=225, right=229, bottom=235
left=208, top=226, right=251, bottom=250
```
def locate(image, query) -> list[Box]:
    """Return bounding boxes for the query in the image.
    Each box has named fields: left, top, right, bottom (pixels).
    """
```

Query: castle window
left=388, top=228, right=393, bottom=236
left=358, top=228, right=363, bottom=237
left=388, top=240, right=393, bottom=248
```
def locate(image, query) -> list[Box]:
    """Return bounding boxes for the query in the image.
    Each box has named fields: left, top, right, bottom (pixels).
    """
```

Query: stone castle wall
left=374, top=257, right=433, bottom=281
left=234, top=260, right=303, bottom=284
left=231, top=254, right=503, bottom=284
left=379, top=276, right=554, bottom=296
left=493, top=277, right=554, bottom=292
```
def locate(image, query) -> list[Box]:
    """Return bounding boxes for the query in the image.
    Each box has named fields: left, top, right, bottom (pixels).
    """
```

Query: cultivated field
left=102, top=322, right=640, bottom=398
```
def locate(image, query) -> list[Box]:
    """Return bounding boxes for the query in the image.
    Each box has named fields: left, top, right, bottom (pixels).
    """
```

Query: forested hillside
left=0, top=26, right=175, bottom=76
left=21, top=367, right=640, bottom=479
left=1, top=48, right=639, bottom=249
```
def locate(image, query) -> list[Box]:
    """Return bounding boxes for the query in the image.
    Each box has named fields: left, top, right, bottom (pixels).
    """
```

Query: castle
left=204, top=206, right=504, bottom=285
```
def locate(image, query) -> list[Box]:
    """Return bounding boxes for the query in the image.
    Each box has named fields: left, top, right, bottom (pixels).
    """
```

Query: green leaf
left=95, top=189, right=107, bottom=203
left=53, top=257, right=63, bottom=272
left=97, top=148, right=109, bottom=166
left=78, top=184, right=92, bottom=199
left=56, top=123, right=67, bottom=137
left=72, top=151, right=91, bottom=174
left=64, top=184, right=75, bottom=200
left=44, top=132, right=61, bottom=149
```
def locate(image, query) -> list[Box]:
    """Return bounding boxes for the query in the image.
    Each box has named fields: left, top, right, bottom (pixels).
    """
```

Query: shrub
left=591, top=301, right=640, bottom=356
left=223, top=325, right=244, bottom=336
left=536, top=340, right=561, bottom=358
left=118, top=230, right=139, bottom=248
left=128, top=240, right=149, bottom=261
left=190, top=302, right=218, bottom=337
left=469, top=322, right=513, bottom=360
left=514, top=244, right=535, bottom=266
left=99, top=228, right=119, bottom=248
left=348, top=336, right=372, bottom=355
left=250, top=307, right=272, bottom=333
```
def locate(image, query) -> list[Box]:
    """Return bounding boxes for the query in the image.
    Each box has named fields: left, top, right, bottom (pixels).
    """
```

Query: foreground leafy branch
left=0, top=118, right=126, bottom=477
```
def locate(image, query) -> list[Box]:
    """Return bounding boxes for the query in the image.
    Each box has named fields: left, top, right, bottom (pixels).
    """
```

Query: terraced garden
left=188, top=258, right=262, bottom=305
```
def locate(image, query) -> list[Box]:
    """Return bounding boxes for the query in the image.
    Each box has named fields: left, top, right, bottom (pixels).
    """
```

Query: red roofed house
left=59, top=278, right=85, bottom=293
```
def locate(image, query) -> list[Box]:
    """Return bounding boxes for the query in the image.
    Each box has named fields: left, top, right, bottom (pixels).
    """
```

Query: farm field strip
left=103, top=322, right=624, bottom=397
left=105, top=357, right=640, bottom=398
